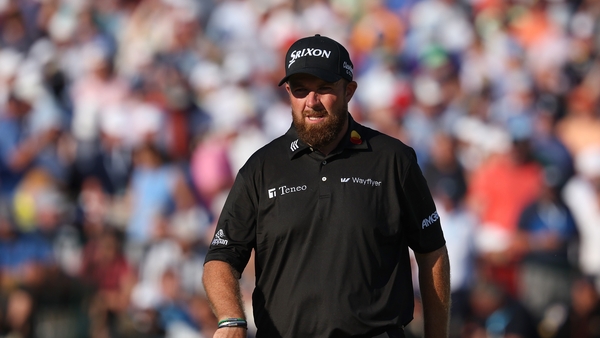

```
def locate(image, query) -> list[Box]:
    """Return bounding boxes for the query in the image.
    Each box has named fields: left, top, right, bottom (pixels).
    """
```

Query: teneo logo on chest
left=288, top=48, right=332, bottom=68
left=268, top=185, right=308, bottom=198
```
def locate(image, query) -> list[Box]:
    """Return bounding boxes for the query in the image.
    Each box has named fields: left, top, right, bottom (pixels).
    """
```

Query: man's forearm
left=415, top=245, right=451, bottom=338
left=203, top=260, right=246, bottom=320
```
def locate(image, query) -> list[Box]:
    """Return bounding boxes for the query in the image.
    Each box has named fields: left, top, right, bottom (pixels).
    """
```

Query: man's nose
left=306, top=91, right=321, bottom=109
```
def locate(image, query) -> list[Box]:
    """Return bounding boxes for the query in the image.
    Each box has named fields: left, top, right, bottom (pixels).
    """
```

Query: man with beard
left=202, top=35, right=450, bottom=338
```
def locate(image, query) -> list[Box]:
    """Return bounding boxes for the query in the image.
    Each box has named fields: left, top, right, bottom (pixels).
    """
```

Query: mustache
left=303, top=110, right=327, bottom=117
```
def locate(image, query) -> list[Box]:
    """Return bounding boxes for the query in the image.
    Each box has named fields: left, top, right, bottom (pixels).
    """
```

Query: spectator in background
left=80, top=227, right=136, bottom=338
left=124, top=143, right=180, bottom=264
left=463, top=280, right=540, bottom=338
left=563, top=1, right=599, bottom=90
left=79, top=122, right=133, bottom=197
left=401, top=72, right=446, bottom=167
left=0, top=206, right=50, bottom=338
left=150, top=64, right=207, bottom=163
left=0, top=178, right=59, bottom=338
left=155, top=269, right=202, bottom=337
left=553, top=275, right=600, bottom=338
left=130, top=206, right=213, bottom=337
left=512, top=74, right=579, bottom=320
left=70, top=42, right=130, bottom=181
left=190, top=130, right=235, bottom=211
left=0, top=3, right=37, bottom=53
left=467, top=116, right=544, bottom=296
left=8, top=167, right=88, bottom=338
left=75, top=176, right=113, bottom=243
left=349, top=0, right=405, bottom=58
left=530, top=108, right=574, bottom=191
left=556, top=83, right=600, bottom=157
left=423, top=131, right=468, bottom=204
left=516, top=165, right=578, bottom=320
left=425, top=131, right=474, bottom=337
left=9, top=163, right=80, bottom=274
left=188, top=294, right=219, bottom=338
left=0, top=93, right=64, bottom=198
left=562, top=147, right=600, bottom=293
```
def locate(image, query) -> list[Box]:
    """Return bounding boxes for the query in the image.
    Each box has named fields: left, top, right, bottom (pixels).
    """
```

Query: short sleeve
left=400, top=151, right=446, bottom=253
left=204, top=171, right=257, bottom=275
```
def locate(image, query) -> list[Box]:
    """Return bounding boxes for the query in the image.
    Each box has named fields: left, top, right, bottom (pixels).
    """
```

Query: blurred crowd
left=1, top=0, right=600, bottom=337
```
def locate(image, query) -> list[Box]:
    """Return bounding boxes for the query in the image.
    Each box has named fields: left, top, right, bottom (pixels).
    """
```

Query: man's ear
left=345, top=81, right=358, bottom=102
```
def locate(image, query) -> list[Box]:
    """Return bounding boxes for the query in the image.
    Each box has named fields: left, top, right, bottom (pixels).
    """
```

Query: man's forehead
left=287, top=73, right=340, bottom=86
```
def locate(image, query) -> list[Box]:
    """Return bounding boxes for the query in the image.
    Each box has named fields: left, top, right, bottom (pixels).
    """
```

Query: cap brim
left=278, top=68, right=343, bottom=86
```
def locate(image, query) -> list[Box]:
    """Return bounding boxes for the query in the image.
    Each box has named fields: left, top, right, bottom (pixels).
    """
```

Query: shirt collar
left=285, top=113, right=369, bottom=159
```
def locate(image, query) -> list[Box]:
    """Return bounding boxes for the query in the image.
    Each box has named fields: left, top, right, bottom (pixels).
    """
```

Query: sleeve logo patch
left=421, top=211, right=440, bottom=229
left=211, top=229, right=229, bottom=246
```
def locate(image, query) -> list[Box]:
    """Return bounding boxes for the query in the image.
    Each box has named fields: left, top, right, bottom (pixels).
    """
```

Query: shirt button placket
left=317, top=158, right=331, bottom=220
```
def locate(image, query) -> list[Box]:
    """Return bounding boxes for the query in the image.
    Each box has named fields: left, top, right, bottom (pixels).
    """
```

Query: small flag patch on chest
left=350, top=130, right=362, bottom=144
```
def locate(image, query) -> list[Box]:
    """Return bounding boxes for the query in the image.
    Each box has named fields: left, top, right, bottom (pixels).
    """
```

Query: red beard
left=293, top=108, right=347, bottom=151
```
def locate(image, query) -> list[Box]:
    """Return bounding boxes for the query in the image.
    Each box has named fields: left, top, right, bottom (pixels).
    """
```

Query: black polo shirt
left=205, top=113, right=445, bottom=338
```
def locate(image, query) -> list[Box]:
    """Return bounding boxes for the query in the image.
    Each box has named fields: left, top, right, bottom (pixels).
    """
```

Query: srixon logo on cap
left=288, top=48, right=332, bottom=68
